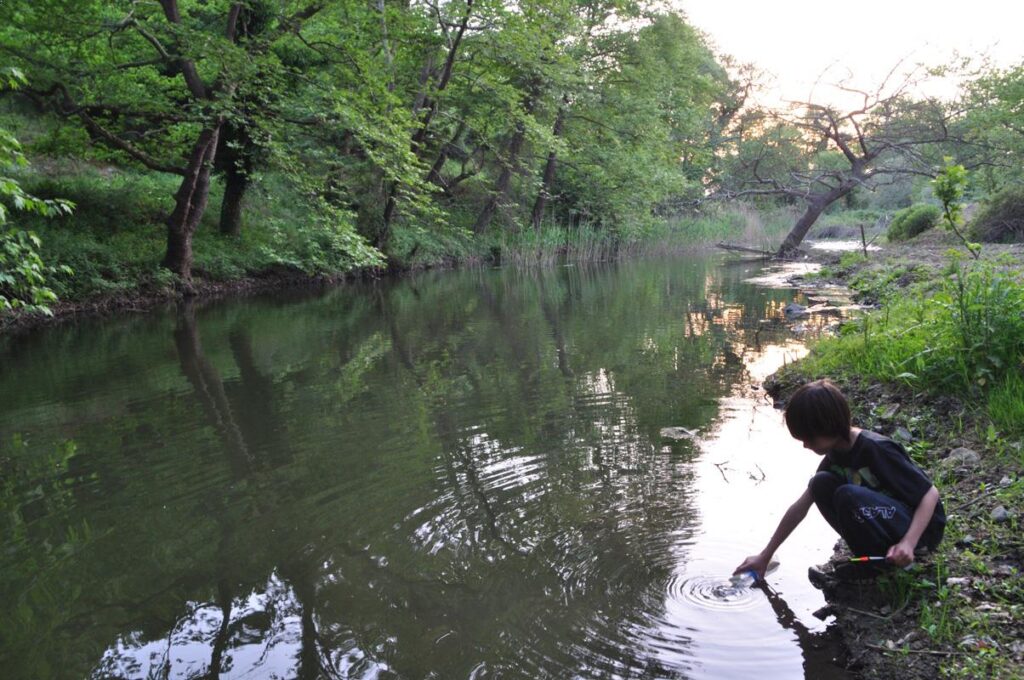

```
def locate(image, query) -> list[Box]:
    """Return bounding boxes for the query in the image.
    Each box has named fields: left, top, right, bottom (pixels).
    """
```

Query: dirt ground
left=768, top=230, right=1024, bottom=679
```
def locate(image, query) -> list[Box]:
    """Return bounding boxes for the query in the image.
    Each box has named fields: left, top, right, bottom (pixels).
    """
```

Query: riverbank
left=0, top=265, right=365, bottom=337
left=769, top=230, right=1024, bottom=679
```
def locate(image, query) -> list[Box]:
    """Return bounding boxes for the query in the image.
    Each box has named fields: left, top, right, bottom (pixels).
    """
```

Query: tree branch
left=46, top=83, right=186, bottom=175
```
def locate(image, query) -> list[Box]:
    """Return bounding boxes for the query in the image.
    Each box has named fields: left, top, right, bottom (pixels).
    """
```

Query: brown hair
left=784, top=379, right=852, bottom=441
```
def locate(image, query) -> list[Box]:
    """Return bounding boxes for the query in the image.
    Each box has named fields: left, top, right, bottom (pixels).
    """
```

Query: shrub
left=969, top=185, right=1024, bottom=243
left=887, top=204, right=940, bottom=242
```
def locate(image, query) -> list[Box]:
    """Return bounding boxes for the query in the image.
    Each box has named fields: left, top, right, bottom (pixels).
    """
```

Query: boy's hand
left=886, top=540, right=915, bottom=567
left=734, top=553, right=770, bottom=579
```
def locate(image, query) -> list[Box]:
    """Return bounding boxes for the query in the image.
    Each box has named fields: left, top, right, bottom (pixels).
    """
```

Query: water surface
left=0, top=256, right=850, bottom=679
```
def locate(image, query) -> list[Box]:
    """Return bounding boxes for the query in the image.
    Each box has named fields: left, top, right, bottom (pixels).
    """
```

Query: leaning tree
left=717, top=69, right=965, bottom=257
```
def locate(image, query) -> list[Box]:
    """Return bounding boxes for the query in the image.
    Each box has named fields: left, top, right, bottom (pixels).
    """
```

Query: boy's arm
left=886, top=485, right=940, bottom=566
left=734, top=488, right=814, bottom=577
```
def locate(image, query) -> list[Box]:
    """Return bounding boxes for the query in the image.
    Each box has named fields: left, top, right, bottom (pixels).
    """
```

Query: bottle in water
left=728, top=559, right=779, bottom=587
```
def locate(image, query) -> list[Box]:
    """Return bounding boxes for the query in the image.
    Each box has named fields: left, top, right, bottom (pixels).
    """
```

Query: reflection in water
left=0, top=257, right=851, bottom=678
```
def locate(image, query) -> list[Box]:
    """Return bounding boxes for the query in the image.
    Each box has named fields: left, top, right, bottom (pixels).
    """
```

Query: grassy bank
left=771, top=236, right=1024, bottom=679
left=5, top=160, right=800, bottom=316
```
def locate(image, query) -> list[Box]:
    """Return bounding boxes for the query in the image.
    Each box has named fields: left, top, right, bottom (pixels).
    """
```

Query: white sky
left=675, top=0, right=1024, bottom=106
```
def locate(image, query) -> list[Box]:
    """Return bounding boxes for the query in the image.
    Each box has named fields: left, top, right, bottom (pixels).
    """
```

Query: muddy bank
left=0, top=264, right=384, bottom=338
left=766, top=234, right=1024, bottom=679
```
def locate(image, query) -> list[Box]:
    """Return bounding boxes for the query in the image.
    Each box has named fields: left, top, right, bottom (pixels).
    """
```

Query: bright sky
left=676, top=0, right=1024, bottom=107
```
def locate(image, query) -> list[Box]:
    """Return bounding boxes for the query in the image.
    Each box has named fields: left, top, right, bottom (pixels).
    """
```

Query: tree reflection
left=0, top=257, right=840, bottom=678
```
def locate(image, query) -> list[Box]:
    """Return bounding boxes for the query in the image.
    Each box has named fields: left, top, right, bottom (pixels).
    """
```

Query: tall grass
left=496, top=203, right=801, bottom=266
left=497, top=221, right=619, bottom=266
left=663, top=203, right=798, bottom=251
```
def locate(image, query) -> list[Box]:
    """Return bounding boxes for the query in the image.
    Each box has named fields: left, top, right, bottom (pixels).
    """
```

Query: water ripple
left=666, top=573, right=763, bottom=612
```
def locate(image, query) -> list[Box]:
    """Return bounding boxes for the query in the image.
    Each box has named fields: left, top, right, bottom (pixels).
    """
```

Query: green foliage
left=963, top=64, right=1024, bottom=188
left=887, top=204, right=940, bottom=242
left=10, top=166, right=382, bottom=300
left=932, top=160, right=980, bottom=258
left=803, top=256, right=1024, bottom=429
left=988, top=371, right=1024, bottom=437
left=0, top=70, right=73, bottom=315
left=969, top=184, right=1024, bottom=243
left=0, top=229, right=73, bottom=313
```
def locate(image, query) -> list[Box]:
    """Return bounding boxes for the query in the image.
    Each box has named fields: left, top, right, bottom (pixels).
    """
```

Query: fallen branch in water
left=715, top=242, right=774, bottom=257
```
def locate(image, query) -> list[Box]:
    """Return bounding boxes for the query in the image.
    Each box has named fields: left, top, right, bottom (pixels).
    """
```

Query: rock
left=1000, top=475, right=1013, bottom=487
left=956, top=534, right=977, bottom=548
left=896, top=630, right=920, bottom=647
left=812, top=604, right=836, bottom=620
left=878, top=403, right=900, bottom=421
left=660, top=427, right=698, bottom=441
left=959, top=635, right=998, bottom=651
left=943, top=447, right=981, bottom=468
left=892, top=427, right=914, bottom=443
left=992, top=564, right=1018, bottom=577
left=784, top=302, right=808, bottom=317
left=991, top=505, right=1012, bottom=523
left=946, top=576, right=971, bottom=587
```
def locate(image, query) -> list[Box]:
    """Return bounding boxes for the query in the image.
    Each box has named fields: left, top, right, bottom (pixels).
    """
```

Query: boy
left=735, top=379, right=945, bottom=580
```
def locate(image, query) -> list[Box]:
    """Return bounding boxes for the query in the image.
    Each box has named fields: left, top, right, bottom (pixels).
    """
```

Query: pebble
left=812, top=604, right=836, bottom=620
left=784, top=302, right=808, bottom=317
left=956, top=534, right=977, bottom=547
left=959, top=635, right=998, bottom=651
left=991, top=505, right=1012, bottom=523
left=943, top=447, right=981, bottom=468
left=946, top=577, right=971, bottom=587
left=878, top=404, right=900, bottom=420
left=1000, top=475, right=1013, bottom=487
left=893, top=427, right=913, bottom=443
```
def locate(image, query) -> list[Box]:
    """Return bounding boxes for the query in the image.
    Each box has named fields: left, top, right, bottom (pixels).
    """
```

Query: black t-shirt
left=817, top=430, right=946, bottom=524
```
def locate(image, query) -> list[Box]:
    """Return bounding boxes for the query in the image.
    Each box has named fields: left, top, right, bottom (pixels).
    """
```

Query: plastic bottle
left=728, top=570, right=759, bottom=587
left=728, top=559, right=780, bottom=587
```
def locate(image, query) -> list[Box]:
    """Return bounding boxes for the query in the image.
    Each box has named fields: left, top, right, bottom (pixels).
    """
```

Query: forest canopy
left=1, top=0, right=1023, bottom=300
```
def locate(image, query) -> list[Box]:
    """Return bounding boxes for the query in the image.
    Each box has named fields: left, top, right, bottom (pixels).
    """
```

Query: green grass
left=8, top=165, right=382, bottom=301
left=800, top=256, right=1024, bottom=437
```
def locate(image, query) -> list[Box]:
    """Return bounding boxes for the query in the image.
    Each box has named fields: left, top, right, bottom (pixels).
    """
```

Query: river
left=0, top=255, right=853, bottom=679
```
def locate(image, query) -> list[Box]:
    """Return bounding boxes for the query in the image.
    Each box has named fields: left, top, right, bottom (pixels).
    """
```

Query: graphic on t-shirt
left=830, top=464, right=882, bottom=490
left=853, top=505, right=897, bottom=523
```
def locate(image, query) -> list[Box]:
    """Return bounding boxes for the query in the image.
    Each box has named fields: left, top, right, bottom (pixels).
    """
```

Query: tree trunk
left=426, top=120, right=467, bottom=189
left=379, top=0, right=475, bottom=248
left=219, top=162, right=248, bottom=236
left=473, top=85, right=539, bottom=234
left=776, top=186, right=852, bottom=257
left=531, top=103, right=567, bottom=230
left=163, top=125, right=221, bottom=286
left=472, top=122, right=527, bottom=234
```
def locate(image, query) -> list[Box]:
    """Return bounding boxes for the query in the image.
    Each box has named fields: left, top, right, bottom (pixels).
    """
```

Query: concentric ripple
left=667, top=573, right=763, bottom=612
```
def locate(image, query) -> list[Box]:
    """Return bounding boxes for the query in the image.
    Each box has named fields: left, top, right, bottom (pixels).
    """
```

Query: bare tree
left=719, top=66, right=959, bottom=257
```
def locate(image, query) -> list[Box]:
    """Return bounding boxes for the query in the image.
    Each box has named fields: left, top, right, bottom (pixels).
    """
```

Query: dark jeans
left=808, top=471, right=943, bottom=556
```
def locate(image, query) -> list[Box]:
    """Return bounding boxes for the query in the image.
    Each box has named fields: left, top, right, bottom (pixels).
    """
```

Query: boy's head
left=784, top=379, right=852, bottom=447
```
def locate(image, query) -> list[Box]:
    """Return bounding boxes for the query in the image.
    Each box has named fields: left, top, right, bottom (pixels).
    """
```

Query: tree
left=0, top=1, right=325, bottom=287
left=546, top=11, right=728, bottom=236
left=962, top=61, right=1024, bottom=189
left=716, top=69, right=959, bottom=256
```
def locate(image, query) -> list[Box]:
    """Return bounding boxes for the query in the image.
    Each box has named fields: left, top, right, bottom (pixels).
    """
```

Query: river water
left=0, top=255, right=853, bottom=679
